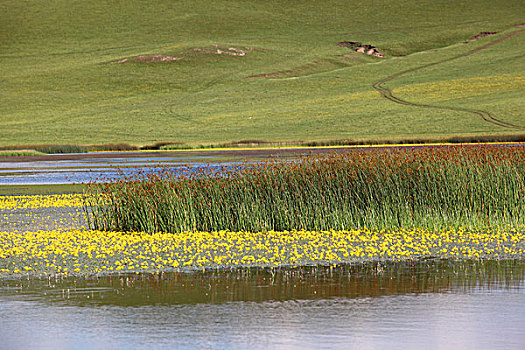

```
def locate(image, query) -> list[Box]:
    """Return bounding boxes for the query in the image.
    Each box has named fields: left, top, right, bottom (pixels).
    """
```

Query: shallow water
left=0, top=152, right=261, bottom=185
left=1, top=260, right=524, bottom=349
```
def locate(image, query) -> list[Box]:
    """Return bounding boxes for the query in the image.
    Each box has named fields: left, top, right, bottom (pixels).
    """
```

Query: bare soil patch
left=113, top=54, right=181, bottom=64
left=193, top=46, right=247, bottom=56
left=112, top=46, right=249, bottom=64
left=465, top=32, right=497, bottom=43
left=337, top=41, right=385, bottom=58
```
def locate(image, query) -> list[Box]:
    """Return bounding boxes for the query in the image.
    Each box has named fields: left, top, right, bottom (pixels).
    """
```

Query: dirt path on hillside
left=372, top=28, right=525, bottom=129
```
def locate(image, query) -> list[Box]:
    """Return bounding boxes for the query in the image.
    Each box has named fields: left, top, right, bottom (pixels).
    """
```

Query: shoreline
left=1, top=141, right=525, bottom=163
left=1, top=257, right=524, bottom=281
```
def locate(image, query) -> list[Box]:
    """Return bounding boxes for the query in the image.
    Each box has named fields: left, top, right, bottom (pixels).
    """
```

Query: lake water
left=0, top=151, right=251, bottom=186
left=2, top=147, right=525, bottom=349
left=1, top=260, right=524, bottom=349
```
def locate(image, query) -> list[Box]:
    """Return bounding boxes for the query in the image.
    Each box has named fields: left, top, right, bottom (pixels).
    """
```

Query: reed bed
left=84, top=145, right=525, bottom=233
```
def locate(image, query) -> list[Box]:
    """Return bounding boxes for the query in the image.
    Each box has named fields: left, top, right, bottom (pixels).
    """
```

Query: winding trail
left=372, top=28, right=525, bottom=129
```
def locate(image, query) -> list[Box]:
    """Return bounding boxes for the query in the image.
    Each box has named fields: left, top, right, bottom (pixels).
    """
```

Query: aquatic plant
left=0, top=194, right=85, bottom=210
left=84, top=145, right=525, bottom=233
left=1, top=227, right=524, bottom=276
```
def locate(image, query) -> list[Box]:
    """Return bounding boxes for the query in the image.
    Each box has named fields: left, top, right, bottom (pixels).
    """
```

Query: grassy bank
left=0, top=150, right=45, bottom=157
left=1, top=135, right=525, bottom=155
left=85, top=145, right=525, bottom=233
left=160, top=134, right=525, bottom=150
left=1, top=1, right=524, bottom=147
left=2, top=135, right=525, bottom=155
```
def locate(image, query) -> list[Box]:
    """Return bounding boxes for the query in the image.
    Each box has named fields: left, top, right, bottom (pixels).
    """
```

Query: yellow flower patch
left=1, top=228, right=524, bottom=276
left=0, top=194, right=84, bottom=210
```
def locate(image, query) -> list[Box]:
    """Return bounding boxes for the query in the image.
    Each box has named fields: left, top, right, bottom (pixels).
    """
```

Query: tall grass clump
left=0, top=150, right=45, bottom=157
left=84, top=145, right=525, bottom=233
left=34, top=145, right=87, bottom=154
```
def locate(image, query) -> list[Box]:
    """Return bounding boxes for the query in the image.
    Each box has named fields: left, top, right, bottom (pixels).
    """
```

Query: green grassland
left=1, top=0, right=524, bottom=147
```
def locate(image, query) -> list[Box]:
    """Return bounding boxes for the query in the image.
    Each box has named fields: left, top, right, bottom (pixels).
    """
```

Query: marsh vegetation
left=85, top=145, right=525, bottom=233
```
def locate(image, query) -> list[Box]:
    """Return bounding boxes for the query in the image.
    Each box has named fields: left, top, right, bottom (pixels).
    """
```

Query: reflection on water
left=2, top=260, right=524, bottom=306
left=1, top=260, right=525, bottom=349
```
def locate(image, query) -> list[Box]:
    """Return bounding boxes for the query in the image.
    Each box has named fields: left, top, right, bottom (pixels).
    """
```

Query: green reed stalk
left=84, top=145, right=525, bottom=233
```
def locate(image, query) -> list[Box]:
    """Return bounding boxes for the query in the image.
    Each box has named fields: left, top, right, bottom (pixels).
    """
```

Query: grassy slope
left=1, top=0, right=523, bottom=146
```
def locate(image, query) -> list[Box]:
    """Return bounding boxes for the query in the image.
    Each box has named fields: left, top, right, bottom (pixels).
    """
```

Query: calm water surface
left=0, top=151, right=268, bottom=185
left=1, top=260, right=524, bottom=349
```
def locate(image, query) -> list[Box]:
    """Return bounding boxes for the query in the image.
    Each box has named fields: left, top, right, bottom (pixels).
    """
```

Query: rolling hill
left=1, top=0, right=523, bottom=147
